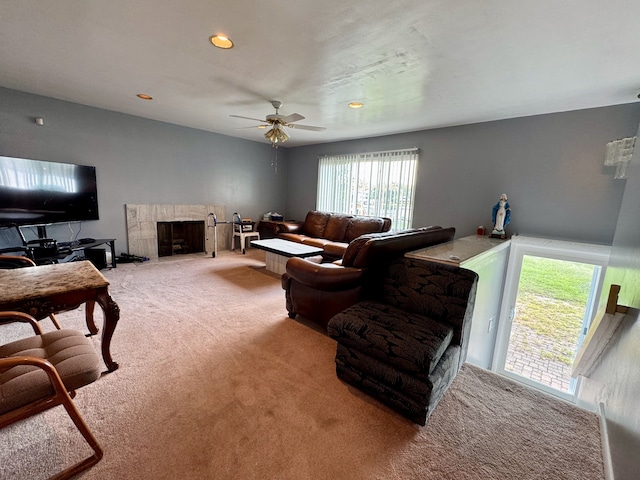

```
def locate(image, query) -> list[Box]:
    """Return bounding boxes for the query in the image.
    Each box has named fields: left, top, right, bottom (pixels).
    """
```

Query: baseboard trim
left=599, top=402, right=614, bottom=480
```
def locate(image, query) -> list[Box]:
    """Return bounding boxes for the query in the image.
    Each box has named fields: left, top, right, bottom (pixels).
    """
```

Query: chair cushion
left=0, top=329, right=101, bottom=415
left=327, top=300, right=453, bottom=376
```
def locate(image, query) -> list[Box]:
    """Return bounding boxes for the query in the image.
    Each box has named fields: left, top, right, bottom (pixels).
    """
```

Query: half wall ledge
left=125, top=204, right=228, bottom=260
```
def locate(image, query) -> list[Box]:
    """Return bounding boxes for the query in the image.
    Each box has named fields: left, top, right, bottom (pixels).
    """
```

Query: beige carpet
left=0, top=251, right=604, bottom=479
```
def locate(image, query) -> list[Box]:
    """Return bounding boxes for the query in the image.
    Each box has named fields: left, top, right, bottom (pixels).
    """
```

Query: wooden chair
left=0, top=311, right=103, bottom=479
left=0, top=254, right=62, bottom=330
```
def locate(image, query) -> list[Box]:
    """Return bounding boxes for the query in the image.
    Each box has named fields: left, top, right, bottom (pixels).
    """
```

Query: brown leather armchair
left=281, top=226, right=455, bottom=328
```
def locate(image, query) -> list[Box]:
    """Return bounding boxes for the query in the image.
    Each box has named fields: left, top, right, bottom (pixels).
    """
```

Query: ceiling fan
left=230, top=100, right=326, bottom=145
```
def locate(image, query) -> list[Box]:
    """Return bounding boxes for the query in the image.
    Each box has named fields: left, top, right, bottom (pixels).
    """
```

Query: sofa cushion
left=327, top=300, right=454, bottom=376
left=303, top=211, right=331, bottom=238
left=323, top=241, right=350, bottom=260
left=324, top=215, right=351, bottom=241
left=278, top=233, right=311, bottom=244
left=301, top=237, right=332, bottom=248
left=345, top=217, right=386, bottom=242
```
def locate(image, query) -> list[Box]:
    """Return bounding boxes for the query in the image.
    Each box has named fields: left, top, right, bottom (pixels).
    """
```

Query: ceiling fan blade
left=287, top=123, right=326, bottom=132
left=230, top=114, right=267, bottom=123
left=235, top=125, right=268, bottom=130
left=279, top=113, right=305, bottom=124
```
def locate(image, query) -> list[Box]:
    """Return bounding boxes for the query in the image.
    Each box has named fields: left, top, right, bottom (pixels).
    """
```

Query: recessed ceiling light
left=348, top=102, right=364, bottom=109
left=210, top=34, right=234, bottom=49
left=137, top=94, right=153, bottom=100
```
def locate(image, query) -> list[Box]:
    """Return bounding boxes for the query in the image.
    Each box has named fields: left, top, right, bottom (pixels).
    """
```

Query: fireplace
left=157, top=221, right=205, bottom=257
left=126, top=204, right=228, bottom=260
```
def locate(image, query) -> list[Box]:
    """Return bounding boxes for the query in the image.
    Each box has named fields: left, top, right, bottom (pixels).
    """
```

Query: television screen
left=0, top=155, right=99, bottom=227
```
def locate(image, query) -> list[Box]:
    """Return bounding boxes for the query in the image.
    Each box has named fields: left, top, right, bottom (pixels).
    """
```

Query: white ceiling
left=1, top=1, right=639, bottom=147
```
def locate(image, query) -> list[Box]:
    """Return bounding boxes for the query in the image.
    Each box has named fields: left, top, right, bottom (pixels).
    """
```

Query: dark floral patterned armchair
left=327, top=257, right=478, bottom=425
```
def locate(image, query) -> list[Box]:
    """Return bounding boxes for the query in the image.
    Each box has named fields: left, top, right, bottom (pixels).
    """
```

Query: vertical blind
left=317, top=148, right=418, bottom=230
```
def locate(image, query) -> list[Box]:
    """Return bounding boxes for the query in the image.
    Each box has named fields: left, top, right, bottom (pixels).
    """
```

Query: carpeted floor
left=0, top=251, right=604, bottom=479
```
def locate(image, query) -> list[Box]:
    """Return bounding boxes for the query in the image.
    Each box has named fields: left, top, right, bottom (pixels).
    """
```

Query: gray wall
left=576, top=120, right=640, bottom=479
left=287, top=104, right=640, bottom=245
left=3, top=86, right=639, bottom=250
left=0, top=88, right=287, bottom=250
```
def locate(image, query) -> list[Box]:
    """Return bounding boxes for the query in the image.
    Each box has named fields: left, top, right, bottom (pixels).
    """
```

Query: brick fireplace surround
left=125, top=204, right=229, bottom=260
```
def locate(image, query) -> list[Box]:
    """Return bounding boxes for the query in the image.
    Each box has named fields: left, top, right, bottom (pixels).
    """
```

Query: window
left=317, top=148, right=418, bottom=230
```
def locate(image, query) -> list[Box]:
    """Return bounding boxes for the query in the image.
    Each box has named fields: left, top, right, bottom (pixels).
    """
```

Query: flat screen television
left=0, top=155, right=99, bottom=227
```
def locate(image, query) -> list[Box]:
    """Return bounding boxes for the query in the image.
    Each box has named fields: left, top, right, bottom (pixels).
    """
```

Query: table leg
left=84, top=300, right=99, bottom=335
left=108, top=240, right=117, bottom=268
left=94, top=288, right=121, bottom=372
left=265, top=251, right=288, bottom=275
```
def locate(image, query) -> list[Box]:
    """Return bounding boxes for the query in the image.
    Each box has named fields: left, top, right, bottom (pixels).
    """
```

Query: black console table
left=79, top=239, right=117, bottom=268
left=57, top=239, right=117, bottom=269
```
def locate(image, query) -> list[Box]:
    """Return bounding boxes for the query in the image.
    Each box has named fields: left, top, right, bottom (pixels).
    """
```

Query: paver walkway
left=505, top=321, right=575, bottom=393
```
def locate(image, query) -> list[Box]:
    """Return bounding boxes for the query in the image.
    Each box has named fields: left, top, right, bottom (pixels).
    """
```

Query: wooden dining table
left=0, top=260, right=120, bottom=372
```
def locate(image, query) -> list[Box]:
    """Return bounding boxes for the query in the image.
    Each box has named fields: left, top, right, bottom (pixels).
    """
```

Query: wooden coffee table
left=250, top=238, right=323, bottom=274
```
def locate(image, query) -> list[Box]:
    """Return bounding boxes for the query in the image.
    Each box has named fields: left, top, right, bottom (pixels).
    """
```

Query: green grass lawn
left=513, top=256, right=595, bottom=365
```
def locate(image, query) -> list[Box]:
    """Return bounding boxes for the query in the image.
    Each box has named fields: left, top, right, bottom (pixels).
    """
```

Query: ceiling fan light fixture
left=348, top=101, right=364, bottom=109
left=210, top=34, right=234, bottom=49
left=264, top=127, right=289, bottom=144
left=230, top=100, right=325, bottom=143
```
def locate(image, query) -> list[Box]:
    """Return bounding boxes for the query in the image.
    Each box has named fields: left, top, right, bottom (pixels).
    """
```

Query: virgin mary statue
left=491, top=193, right=511, bottom=236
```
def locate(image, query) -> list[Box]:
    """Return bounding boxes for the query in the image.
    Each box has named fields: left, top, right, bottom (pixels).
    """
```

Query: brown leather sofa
left=277, top=210, right=392, bottom=262
left=281, top=226, right=455, bottom=328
